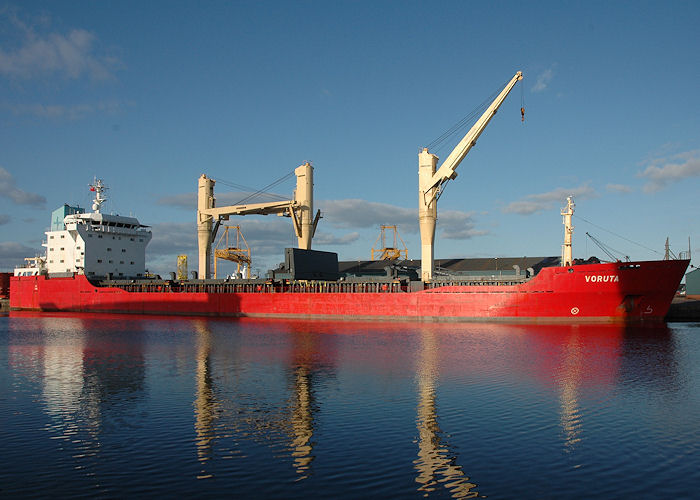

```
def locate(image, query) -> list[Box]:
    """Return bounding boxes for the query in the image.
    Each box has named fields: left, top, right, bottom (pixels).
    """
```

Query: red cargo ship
left=8, top=178, right=688, bottom=322
left=9, top=258, right=689, bottom=322
left=8, top=72, right=690, bottom=322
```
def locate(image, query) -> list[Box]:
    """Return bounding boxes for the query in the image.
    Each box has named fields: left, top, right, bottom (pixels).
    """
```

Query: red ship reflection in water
left=6, top=314, right=679, bottom=498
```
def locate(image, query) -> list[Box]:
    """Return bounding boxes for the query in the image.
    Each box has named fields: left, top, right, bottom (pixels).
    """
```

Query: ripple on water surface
left=2, top=315, right=700, bottom=498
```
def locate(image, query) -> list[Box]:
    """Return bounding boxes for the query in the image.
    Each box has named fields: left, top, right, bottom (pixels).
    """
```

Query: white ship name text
left=585, top=275, right=620, bottom=283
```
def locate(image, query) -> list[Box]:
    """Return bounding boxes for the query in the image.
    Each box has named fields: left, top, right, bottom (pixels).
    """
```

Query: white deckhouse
left=43, top=179, right=152, bottom=278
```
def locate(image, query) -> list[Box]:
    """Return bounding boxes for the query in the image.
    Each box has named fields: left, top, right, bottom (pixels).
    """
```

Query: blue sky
left=1, top=0, right=699, bottom=276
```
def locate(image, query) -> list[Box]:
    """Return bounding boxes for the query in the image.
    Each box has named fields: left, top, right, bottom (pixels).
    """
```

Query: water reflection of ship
left=619, top=324, right=678, bottom=391
left=286, top=329, right=325, bottom=479
left=192, top=319, right=334, bottom=480
left=492, top=323, right=625, bottom=453
left=8, top=314, right=146, bottom=457
left=193, top=321, right=217, bottom=479
left=40, top=317, right=97, bottom=440
left=508, top=323, right=677, bottom=452
left=411, top=322, right=680, bottom=493
left=415, top=327, right=479, bottom=498
left=188, top=318, right=680, bottom=486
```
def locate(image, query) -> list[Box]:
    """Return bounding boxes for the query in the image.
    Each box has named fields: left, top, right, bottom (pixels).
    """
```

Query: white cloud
left=502, top=184, right=597, bottom=215
left=313, top=231, right=360, bottom=246
left=438, top=209, right=486, bottom=239
left=0, top=12, right=117, bottom=81
left=160, top=195, right=486, bottom=242
left=319, top=198, right=485, bottom=240
left=0, top=241, right=40, bottom=270
left=638, top=150, right=700, bottom=192
left=606, top=183, right=633, bottom=193
left=319, top=199, right=416, bottom=229
left=157, top=193, right=195, bottom=209
left=2, top=101, right=129, bottom=120
left=147, top=222, right=198, bottom=255
left=532, top=66, right=555, bottom=93
left=501, top=200, right=544, bottom=216
left=0, top=167, right=46, bottom=206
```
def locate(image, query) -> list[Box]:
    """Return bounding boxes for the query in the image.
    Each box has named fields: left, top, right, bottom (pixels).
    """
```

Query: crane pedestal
left=419, top=149, right=438, bottom=281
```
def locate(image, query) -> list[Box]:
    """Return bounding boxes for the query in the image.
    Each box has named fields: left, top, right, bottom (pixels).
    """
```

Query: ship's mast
left=561, top=196, right=575, bottom=266
left=90, top=178, right=108, bottom=213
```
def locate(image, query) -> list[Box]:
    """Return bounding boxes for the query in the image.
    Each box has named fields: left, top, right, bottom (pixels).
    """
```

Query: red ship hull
left=9, top=260, right=688, bottom=322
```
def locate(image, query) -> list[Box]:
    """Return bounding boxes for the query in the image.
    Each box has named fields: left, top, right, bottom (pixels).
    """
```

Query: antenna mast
left=561, top=196, right=575, bottom=266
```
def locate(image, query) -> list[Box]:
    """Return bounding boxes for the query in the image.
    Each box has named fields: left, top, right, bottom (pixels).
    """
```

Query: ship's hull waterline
left=10, top=259, right=689, bottom=323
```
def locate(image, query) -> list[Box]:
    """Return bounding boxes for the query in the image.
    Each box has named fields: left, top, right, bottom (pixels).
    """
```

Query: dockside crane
left=371, top=225, right=408, bottom=260
left=197, top=163, right=320, bottom=279
left=419, top=71, right=523, bottom=281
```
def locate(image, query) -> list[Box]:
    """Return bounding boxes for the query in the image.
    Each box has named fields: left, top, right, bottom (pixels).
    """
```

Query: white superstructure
left=13, top=256, right=46, bottom=276
left=43, top=179, right=152, bottom=278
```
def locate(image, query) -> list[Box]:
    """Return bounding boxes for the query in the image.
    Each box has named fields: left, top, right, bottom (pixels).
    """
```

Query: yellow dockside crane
left=371, top=225, right=408, bottom=260
left=213, top=225, right=251, bottom=279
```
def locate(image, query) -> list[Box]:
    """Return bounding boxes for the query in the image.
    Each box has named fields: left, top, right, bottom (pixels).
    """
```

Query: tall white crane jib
left=419, top=71, right=523, bottom=281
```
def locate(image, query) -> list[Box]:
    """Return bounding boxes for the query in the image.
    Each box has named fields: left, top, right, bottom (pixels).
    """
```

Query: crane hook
left=521, top=107, right=525, bottom=122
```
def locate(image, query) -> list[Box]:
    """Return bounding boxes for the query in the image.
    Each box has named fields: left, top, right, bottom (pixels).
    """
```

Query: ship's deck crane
left=419, top=71, right=523, bottom=281
left=585, top=232, right=628, bottom=263
left=197, top=163, right=320, bottom=279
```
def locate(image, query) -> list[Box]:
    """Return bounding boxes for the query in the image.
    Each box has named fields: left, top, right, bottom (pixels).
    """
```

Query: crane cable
left=574, top=214, right=663, bottom=256
left=426, top=76, right=513, bottom=154
left=585, top=232, right=628, bottom=262
left=213, top=171, right=295, bottom=205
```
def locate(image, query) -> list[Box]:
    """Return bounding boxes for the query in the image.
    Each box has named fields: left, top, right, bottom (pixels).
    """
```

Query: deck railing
left=110, top=276, right=530, bottom=294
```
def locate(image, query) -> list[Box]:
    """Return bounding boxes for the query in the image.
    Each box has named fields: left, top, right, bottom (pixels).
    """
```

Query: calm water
left=2, top=313, right=699, bottom=499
